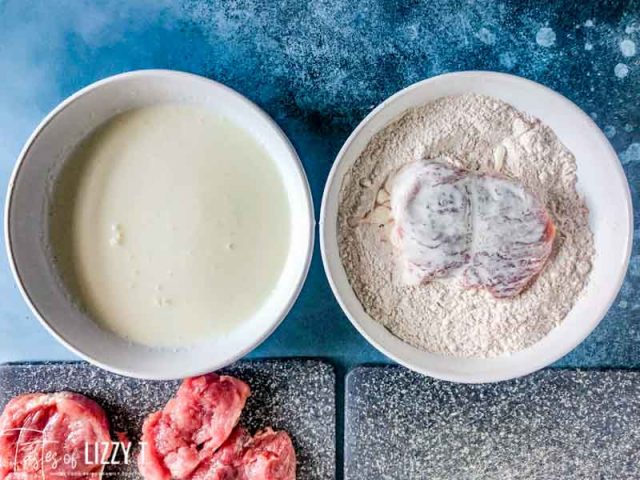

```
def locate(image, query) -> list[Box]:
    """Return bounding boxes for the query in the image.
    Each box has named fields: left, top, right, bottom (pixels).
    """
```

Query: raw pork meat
left=139, top=374, right=296, bottom=480
left=188, top=427, right=250, bottom=480
left=390, top=161, right=472, bottom=283
left=139, top=374, right=250, bottom=479
left=189, top=427, right=296, bottom=480
left=0, top=392, right=112, bottom=480
left=240, top=428, right=296, bottom=480
left=462, top=174, right=556, bottom=297
left=390, top=160, right=555, bottom=297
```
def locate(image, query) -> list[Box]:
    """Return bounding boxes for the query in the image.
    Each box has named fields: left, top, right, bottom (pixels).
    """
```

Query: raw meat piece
left=188, top=427, right=296, bottom=480
left=241, top=428, right=296, bottom=480
left=0, top=392, right=112, bottom=480
left=188, top=427, right=251, bottom=480
left=463, top=174, right=556, bottom=297
left=390, top=161, right=471, bottom=284
left=139, top=412, right=168, bottom=480
left=139, top=374, right=297, bottom=480
left=139, top=374, right=250, bottom=480
left=390, top=160, right=555, bottom=297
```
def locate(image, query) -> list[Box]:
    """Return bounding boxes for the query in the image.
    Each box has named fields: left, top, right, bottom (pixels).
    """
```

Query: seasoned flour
left=338, top=94, right=594, bottom=358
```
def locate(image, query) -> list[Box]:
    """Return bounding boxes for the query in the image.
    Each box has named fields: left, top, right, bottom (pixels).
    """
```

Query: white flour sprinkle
left=620, top=38, right=637, bottom=57
left=535, top=27, right=556, bottom=47
left=338, top=94, right=594, bottom=358
left=615, top=63, right=630, bottom=79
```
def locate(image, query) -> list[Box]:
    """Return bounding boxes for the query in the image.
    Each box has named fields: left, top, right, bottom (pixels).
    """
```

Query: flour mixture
left=338, top=94, right=594, bottom=358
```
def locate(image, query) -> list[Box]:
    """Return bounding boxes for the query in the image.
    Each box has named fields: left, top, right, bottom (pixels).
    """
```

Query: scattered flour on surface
left=338, top=94, right=594, bottom=358
left=535, top=27, right=556, bottom=47
left=615, top=63, right=630, bottom=79
left=620, top=38, right=637, bottom=57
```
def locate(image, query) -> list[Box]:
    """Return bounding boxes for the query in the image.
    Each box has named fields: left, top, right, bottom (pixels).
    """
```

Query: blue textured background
left=0, top=0, right=638, bottom=370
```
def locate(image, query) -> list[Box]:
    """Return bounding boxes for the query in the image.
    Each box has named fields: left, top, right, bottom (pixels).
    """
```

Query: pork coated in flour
left=338, top=94, right=594, bottom=358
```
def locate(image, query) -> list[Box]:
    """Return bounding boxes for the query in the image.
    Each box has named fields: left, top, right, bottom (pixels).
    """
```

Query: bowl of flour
left=320, top=71, right=632, bottom=383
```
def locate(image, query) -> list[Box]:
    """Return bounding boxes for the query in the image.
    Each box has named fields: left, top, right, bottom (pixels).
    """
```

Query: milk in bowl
left=49, top=104, right=291, bottom=348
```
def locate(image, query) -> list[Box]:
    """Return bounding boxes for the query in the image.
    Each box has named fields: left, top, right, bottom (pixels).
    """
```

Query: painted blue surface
left=0, top=0, right=638, bottom=370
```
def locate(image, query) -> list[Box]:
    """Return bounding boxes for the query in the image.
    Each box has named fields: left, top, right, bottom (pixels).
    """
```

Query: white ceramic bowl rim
left=5, top=69, right=315, bottom=380
left=320, top=70, right=633, bottom=383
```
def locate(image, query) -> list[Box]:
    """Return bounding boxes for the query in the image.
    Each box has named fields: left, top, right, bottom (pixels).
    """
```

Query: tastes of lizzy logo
left=1, top=427, right=140, bottom=476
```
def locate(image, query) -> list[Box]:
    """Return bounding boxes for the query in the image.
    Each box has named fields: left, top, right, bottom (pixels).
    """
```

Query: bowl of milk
left=5, top=70, right=314, bottom=379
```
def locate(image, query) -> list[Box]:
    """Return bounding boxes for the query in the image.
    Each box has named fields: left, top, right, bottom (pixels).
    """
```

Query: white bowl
left=320, top=71, right=633, bottom=383
left=5, top=70, right=314, bottom=380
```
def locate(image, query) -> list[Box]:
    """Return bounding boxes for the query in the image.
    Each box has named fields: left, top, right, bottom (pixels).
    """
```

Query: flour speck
left=584, top=19, right=595, bottom=27
left=499, top=52, right=517, bottom=69
left=584, top=42, right=593, bottom=51
left=620, top=39, right=637, bottom=57
left=621, top=143, right=640, bottom=165
left=604, top=125, right=617, bottom=138
left=536, top=27, right=556, bottom=47
left=615, top=63, right=630, bottom=78
left=476, top=27, right=496, bottom=45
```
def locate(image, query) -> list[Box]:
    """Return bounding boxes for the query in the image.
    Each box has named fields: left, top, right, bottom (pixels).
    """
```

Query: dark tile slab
left=346, top=366, right=640, bottom=480
left=0, top=359, right=336, bottom=479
